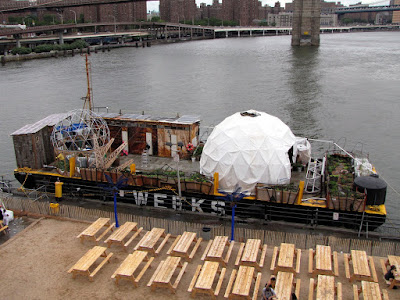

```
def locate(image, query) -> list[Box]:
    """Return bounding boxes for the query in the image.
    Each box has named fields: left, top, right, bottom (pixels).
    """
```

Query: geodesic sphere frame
left=51, top=109, right=110, bottom=153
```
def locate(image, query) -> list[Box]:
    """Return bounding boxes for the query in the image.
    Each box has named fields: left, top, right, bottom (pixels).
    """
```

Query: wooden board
left=316, top=245, right=332, bottom=272
left=105, top=222, right=137, bottom=243
left=361, top=281, right=382, bottom=300
left=173, top=231, right=196, bottom=254
left=278, top=243, right=295, bottom=269
left=208, top=236, right=229, bottom=258
left=78, top=218, right=110, bottom=238
left=275, top=271, right=294, bottom=300
left=195, top=261, right=219, bottom=290
left=231, top=266, right=255, bottom=297
left=135, top=227, right=165, bottom=253
left=351, top=250, right=371, bottom=277
left=241, top=239, right=261, bottom=263
left=153, top=256, right=181, bottom=284
left=316, top=275, right=335, bottom=300
left=69, top=246, right=107, bottom=272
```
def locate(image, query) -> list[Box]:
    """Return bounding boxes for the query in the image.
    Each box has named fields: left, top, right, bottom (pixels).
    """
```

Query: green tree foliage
left=30, top=40, right=88, bottom=54
left=341, top=18, right=353, bottom=25
left=11, top=47, right=32, bottom=55
left=150, top=16, right=161, bottom=22
left=79, top=14, right=85, bottom=23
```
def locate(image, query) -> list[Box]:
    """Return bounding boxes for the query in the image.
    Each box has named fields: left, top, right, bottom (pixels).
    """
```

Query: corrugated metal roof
left=119, top=114, right=152, bottom=120
left=11, top=112, right=201, bottom=136
left=97, top=112, right=120, bottom=119
left=11, top=113, right=71, bottom=136
left=174, top=115, right=201, bottom=124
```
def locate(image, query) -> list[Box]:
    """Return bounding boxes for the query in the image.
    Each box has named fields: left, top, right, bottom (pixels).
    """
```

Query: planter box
left=201, top=182, right=213, bottom=195
left=283, top=190, right=298, bottom=204
left=142, top=176, right=160, bottom=187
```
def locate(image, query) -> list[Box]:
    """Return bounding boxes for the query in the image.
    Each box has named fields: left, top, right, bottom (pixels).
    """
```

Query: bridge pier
left=292, top=0, right=321, bottom=46
left=58, top=31, right=64, bottom=45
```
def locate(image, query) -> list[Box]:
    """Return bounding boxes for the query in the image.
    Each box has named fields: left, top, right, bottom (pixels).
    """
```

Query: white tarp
left=200, top=110, right=296, bottom=192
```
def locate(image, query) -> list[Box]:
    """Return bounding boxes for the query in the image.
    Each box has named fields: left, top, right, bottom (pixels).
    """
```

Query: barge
left=10, top=58, right=387, bottom=231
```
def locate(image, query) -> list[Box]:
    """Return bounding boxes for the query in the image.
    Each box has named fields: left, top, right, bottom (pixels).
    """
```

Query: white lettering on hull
left=154, top=193, right=167, bottom=208
left=133, top=191, right=148, bottom=205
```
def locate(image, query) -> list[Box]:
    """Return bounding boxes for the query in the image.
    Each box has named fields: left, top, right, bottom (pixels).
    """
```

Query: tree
left=101, top=174, right=128, bottom=228
left=218, top=185, right=247, bottom=241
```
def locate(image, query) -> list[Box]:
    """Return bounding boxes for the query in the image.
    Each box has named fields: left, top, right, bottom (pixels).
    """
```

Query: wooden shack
left=11, top=113, right=70, bottom=169
left=99, top=113, right=201, bottom=158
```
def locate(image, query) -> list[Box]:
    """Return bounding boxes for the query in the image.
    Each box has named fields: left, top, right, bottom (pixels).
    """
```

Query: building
left=392, top=0, right=400, bottom=24
left=222, top=0, right=260, bottom=26
left=199, top=1, right=223, bottom=21
left=160, top=0, right=197, bottom=23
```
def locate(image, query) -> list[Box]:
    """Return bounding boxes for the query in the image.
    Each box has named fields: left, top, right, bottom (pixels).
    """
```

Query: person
left=1, top=208, right=9, bottom=226
left=266, top=276, right=276, bottom=289
left=261, top=285, right=276, bottom=300
left=291, top=292, right=298, bottom=300
left=385, top=265, right=397, bottom=288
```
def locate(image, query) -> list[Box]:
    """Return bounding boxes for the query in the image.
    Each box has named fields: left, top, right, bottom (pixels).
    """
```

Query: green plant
left=11, top=47, right=32, bottom=55
left=187, top=172, right=208, bottom=183
left=192, top=144, right=203, bottom=157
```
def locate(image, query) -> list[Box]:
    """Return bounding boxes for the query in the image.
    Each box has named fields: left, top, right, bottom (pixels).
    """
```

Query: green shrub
left=33, top=44, right=54, bottom=53
left=11, top=47, right=32, bottom=55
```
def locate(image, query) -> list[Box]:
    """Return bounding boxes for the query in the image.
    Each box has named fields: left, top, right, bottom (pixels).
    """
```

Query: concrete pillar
left=238, top=30, right=240, bottom=37
left=14, top=34, right=21, bottom=48
left=292, top=0, right=321, bottom=46
left=226, top=31, right=228, bottom=38
left=250, top=30, right=252, bottom=36
left=58, top=31, right=64, bottom=45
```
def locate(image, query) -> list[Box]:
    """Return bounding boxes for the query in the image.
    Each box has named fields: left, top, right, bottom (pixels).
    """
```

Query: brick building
left=199, top=1, right=223, bottom=21
left=222, top=0, right=260, bottom=26
left=160, top=0, right=197, bottom=23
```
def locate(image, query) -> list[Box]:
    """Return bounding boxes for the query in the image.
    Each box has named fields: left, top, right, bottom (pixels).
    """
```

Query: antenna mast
left=83, top=54, right=94, bottom=111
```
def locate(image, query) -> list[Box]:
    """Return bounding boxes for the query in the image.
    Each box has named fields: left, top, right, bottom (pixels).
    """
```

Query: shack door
left=146, top=132, right=153, bottom=155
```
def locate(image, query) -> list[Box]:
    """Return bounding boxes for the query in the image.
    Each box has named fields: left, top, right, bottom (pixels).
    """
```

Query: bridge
left=0, top=0, right=151, bottom=13
left=336, top=5, right=400, bottom=14
left=1, top=22, right=398, bottom=46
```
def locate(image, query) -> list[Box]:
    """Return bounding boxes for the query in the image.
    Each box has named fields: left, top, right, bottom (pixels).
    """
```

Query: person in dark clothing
left=385, top=265, right=397, bottom=282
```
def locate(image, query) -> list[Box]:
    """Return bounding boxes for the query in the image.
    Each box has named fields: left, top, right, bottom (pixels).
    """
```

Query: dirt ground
left=0, top=217, right=398, bottom=300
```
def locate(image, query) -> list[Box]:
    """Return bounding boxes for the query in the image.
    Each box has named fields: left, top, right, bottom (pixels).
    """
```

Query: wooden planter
left=282, top=190, right=298, bottom=204
left=142, top=176, right=160, bottom=187
left=201, top=182, right=213, bottom=195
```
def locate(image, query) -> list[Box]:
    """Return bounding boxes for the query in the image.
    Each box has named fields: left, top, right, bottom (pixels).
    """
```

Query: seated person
left=266, top=277, right=276, bottom=289
left=261, top=285, right=276, bottom=300
left=385, top=265, right=397, bottom=287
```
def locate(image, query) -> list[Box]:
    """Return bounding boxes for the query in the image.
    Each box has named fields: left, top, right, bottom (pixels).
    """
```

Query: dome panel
left=200, top=110, right=295, bottom=192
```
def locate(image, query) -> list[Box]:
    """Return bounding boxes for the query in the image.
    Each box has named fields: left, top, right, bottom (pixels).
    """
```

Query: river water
left=1, top=31, right=399, bottom=226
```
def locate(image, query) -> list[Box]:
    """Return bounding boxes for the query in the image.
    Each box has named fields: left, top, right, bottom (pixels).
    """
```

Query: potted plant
left=192, top=143, right=204, bottom=161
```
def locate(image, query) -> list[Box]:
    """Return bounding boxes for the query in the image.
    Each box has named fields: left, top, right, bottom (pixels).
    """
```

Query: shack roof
left=98, top=113, right=201, bottom=125
left=11, top=112, right=201, bottom=136
left=10, top=113, right=71, bottom=136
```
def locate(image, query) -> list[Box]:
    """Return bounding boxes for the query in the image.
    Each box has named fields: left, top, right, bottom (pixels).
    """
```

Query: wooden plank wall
left=3, top=196, right=400, bottom=256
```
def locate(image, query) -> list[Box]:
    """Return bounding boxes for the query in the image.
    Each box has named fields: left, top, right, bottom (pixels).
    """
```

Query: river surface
left=1, top=31, right=399, bottom=227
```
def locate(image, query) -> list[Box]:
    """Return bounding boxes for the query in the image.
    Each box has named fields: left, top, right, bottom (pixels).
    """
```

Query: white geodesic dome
left=51, top=109, right=110, bottom=153
left=200, top=110, right=296, bottom=192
